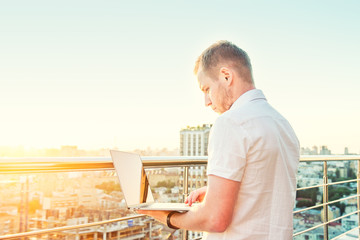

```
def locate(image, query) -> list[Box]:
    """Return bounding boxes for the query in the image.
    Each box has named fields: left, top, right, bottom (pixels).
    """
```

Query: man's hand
left=185, top=186, right=207, bottom=206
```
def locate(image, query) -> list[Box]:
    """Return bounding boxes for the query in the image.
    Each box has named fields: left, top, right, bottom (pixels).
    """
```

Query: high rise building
left=180, top=124, right=212, bottom=156
left=320, top=146, right=331, bottom=155
left=312, top=146, right=318, bottom=155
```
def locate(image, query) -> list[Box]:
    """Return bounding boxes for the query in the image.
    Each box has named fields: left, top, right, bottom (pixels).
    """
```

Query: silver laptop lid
left=110, top=150, right=154, bottom=207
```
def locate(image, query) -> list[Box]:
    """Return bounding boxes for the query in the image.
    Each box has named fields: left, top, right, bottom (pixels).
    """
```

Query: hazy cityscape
left=0, top=145, right=180, bottom=158
left=0, top=170, right=179, bottom=239
left=0, top=124, right=359, bottom=239
left=0, top=143, right=358, bottom=159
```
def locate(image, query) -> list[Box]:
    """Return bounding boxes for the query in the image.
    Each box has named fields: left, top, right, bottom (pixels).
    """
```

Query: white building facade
left=180, top=124, right=211, bottom=156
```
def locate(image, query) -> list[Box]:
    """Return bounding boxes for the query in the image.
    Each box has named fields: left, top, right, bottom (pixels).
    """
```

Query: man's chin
left=213, top=108, right=223, bottom=114
left=213, top=107, right=229, bottom=114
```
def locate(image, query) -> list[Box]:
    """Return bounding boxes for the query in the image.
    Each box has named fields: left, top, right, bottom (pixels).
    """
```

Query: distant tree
left=156, top=180, right=175, bottom=189
left=296, top=188, right=318, bottom=204
left=336, top=169, right=340, bottom=179
left=348, top=168, right=356, bottom=179
left=328, top=186, right=351, bottom=201
left=328, top=186, right=354, bottom=215
left=338, top=203, right=346, bottom=215
left=96, top=181, right=121, bottom=194
left=297, top=199, right=313, bottom=208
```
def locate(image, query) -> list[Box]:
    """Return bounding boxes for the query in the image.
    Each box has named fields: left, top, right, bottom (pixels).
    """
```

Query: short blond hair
left=194, top=40, right=253, bottom=83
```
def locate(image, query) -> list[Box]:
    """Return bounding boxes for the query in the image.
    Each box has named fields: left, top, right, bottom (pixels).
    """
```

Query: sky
left=0, top=0, right=359, bottom=154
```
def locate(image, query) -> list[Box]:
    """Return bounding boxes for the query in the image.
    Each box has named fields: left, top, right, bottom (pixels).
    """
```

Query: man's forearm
left=170, top=203, right=221, bottom=232
left=169, top=204, right=211, bottom=232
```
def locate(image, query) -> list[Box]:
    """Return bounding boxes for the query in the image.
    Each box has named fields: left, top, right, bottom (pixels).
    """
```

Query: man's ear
left=219, top=67, right=233, bottom=86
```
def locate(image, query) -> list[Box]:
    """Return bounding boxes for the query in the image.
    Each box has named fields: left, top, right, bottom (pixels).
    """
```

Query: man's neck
left=231, top=83, right=256, bottom=104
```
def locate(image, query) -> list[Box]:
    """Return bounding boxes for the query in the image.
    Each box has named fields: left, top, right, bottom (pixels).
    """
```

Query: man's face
left=197, top=67, right=232, bottom=114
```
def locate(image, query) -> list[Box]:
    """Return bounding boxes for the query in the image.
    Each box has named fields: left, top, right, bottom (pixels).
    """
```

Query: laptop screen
left=110, top=150, right=154, bottom=207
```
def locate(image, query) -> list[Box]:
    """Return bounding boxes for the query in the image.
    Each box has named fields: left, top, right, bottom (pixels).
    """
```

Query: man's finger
left=185, top=192, right=193, bottom=203
left=136, top=210, right=148, bottom=214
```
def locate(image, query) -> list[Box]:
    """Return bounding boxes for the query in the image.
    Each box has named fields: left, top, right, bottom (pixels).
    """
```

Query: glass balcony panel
left=145, top=167, right=184, bottom=203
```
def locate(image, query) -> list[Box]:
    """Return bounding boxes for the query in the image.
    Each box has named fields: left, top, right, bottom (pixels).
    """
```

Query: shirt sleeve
left=207, top=115, right=251, bottom=182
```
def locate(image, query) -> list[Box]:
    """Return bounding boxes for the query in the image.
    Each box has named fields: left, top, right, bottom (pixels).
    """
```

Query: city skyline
left=1, top=1, right=359, bottom=154
left=0, top=142, right=359, bottom=157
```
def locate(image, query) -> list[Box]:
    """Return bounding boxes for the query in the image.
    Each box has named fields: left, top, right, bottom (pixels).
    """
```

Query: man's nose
left=204, top=94, right=212, bottom=107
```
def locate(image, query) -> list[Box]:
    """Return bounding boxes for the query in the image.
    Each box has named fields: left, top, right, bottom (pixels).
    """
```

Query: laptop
left=110, top=150, right=194, bottom=211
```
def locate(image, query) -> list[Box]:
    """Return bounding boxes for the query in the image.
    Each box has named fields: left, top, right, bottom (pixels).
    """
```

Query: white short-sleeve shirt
left=204, top=89, right=299, bottom=240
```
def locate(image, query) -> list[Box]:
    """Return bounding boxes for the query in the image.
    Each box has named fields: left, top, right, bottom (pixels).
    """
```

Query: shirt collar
left=229, top=89, right=267, bottom=110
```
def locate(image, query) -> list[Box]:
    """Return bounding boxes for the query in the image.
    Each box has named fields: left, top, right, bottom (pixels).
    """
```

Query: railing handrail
left=0, top=156, right=209, bottom=173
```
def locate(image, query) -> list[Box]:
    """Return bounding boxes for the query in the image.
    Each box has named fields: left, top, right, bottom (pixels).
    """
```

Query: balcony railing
left=1, top=155, right=360, bottom=239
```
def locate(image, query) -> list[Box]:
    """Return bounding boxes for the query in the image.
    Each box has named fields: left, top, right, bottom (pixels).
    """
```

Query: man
left=138, top=40, right=300, bottom=239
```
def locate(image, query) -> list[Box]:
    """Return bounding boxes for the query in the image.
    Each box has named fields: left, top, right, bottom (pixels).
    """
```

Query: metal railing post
left=323, top=161, right=329, bottom=240
left=182, top=166, right=189, bottom=240
left=357, top=160, right=360, bottom=237
left=183, top=166, right=189, bottom=202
